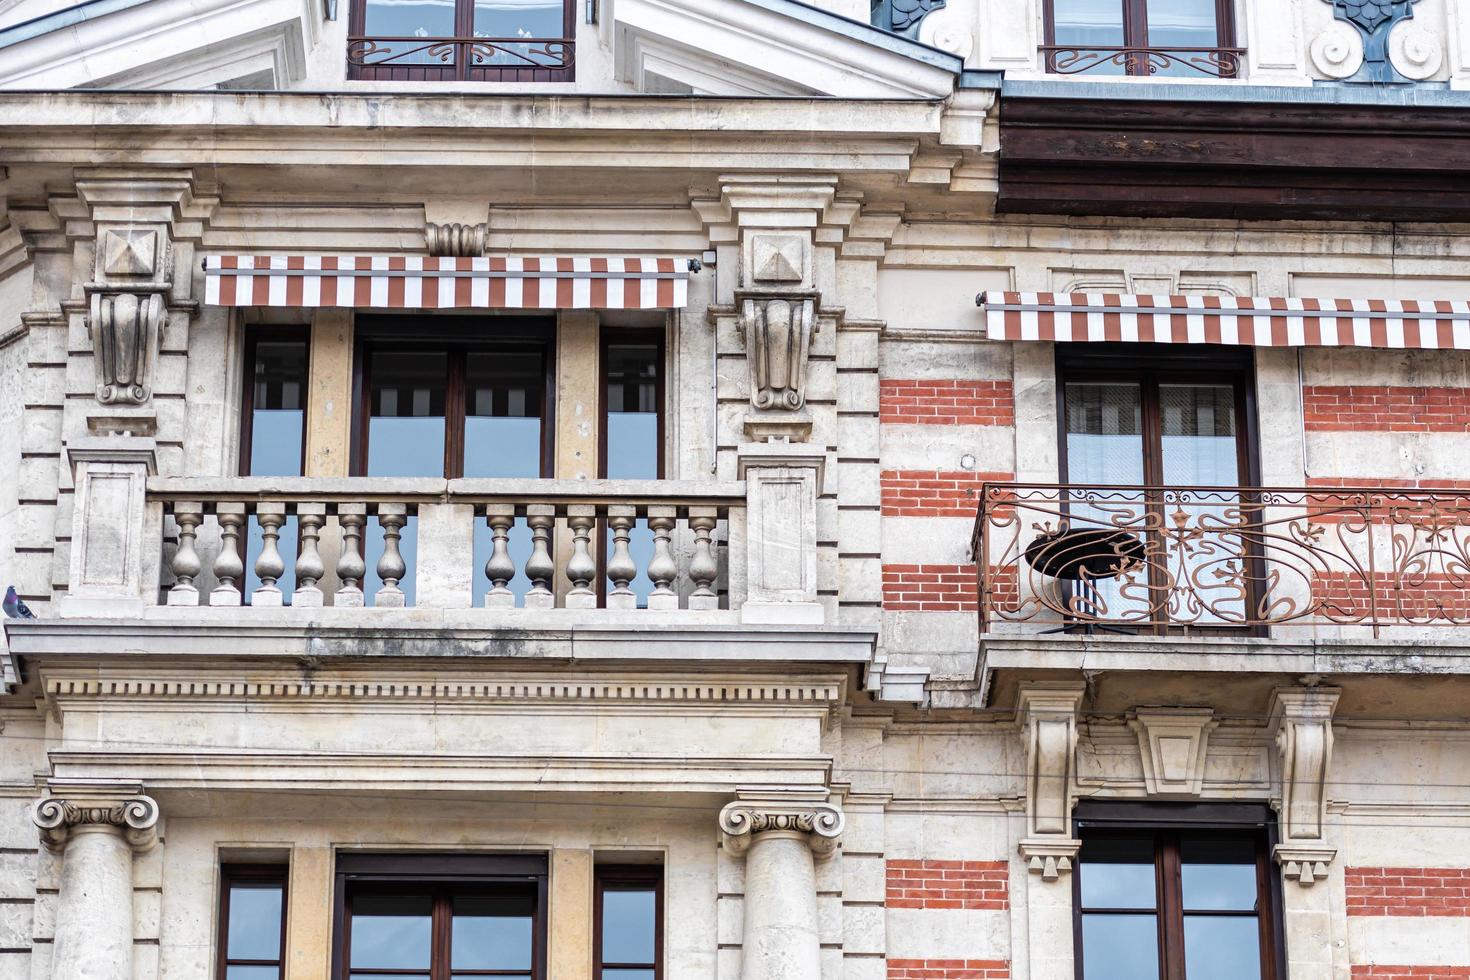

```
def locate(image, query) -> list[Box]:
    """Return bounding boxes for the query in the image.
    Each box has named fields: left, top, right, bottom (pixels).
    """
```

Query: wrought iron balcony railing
left=1041, top=45, right=1245, bottom=78
left=346, top=36, right=575, bottom=80
left=972, top=482, right=1470, bottom=636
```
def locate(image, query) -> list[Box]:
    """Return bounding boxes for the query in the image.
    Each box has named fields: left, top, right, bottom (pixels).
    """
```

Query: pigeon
left=3, top=586, right=35, bottom=620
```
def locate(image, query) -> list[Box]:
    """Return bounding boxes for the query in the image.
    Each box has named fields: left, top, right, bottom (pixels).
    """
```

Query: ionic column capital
left=32, top=783, right=159, bottom=853
left=718, top=800, right=844, bottom=858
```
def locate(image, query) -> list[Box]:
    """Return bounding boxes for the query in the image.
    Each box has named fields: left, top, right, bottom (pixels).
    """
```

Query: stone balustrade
left=148, top=477, right=745, bottom=613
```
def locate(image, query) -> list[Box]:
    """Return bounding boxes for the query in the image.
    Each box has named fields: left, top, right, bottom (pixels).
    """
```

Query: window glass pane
left=227, top=883, right=283, bottom=959
left=248, top=339, right=306, bottom=477
left=1146, top=0, right=1220, bottom=47
left=369, top=351, right=447, bottom=478
left=1079, top=837, right=1156, bottom=909
left=450, top=894, right=534, bottom=970
left=363, top=0, right=456, bottom=37
left=1052, top=0, right=1125, bottom=74
left=1159, top=384, right=1238, bottom=487
left=602, top=888, right=656, bottom=964
left=1065, top=383, right=1145, bottom=486
left=1181, top=838, right=1259, bottom=911
left=602, top=972, right=655, bottom=980
left=1184, top=916, right=1262, bottom=980
left=1080, top=913, right=1160, bottom=980
left=349, top=894, right=432, bottom=970
left=473, top=0, right=564, bottom=38
left=605, top=343, right=660, bottom=481
left=226, top=968, right=281, bottom=980
left=463, top=350, right=544, bottom=478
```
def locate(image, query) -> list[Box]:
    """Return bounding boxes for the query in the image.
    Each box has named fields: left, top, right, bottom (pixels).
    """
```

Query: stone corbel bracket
left=1269, top=685, right=1342, bottom=885
left=735, top=287, right=820, bottom=413
left=33, top=791, right=160, bottom=853
left=718, top=800, right=844, bottom=858
left=85, top=225, right=173, bottom=405
left=1017, top=683, right=1085, bottom=880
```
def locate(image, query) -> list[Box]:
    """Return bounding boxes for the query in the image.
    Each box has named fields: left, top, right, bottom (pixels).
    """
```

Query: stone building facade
left=2, top=0, right=1470, bottom=978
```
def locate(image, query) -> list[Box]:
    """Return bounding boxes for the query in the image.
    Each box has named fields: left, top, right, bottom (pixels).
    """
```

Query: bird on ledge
left=3, top=586, right=35, bottom=620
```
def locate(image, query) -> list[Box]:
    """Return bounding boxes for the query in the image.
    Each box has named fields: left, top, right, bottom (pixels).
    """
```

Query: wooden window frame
left=218, top=863, right=289, bottom=979
left=1072, top=802, right=1283, bottom=980
left=1041, top=0, right=1239, bottom=76
left=347, top=0, right=576, bottom=83
left=593, top=865, right=664, bottom=980
left=596, top=327, right=667, bottom=481
left=350, top=317, right=557, bottom=479
left=239, top=324, right=311, bottom=478
left=331, top=853, right=549, bottom=980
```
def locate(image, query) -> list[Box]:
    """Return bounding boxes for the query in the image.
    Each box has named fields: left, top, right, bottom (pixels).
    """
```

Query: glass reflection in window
left=243, top=334, right=306, bottom=601
left=603, top=340, right=662, bottom=607
left=596, top=868, right=660, bottom=980
left=220, top=867, right=286, bottom=980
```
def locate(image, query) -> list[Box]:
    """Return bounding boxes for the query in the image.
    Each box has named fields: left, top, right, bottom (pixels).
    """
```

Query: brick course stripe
left=1304, top=386, right=1470, bottom=432
left=882, top=564, right=979, bottom=612
left=887, top=859, right=1010, bottom=910
left=888, top=959, right=1011, bottom=979
left=880, top=380, right=1015, bottom=426
left=1351, top=968, right=1470, bottom=979
left=1347, top=867, right=1470, bottom=916
left=882, top=470, right=1014, bottom=517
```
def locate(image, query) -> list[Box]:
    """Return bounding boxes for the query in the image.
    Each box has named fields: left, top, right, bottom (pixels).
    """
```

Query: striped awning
left=979, top=292, right=1470, bottom=349
left=203, top=255, right=694, bottom=310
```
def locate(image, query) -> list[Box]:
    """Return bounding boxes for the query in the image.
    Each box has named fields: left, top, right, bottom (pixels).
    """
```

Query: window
left=241, top=327, right=309, bottom=599
left=595, top=866, right=662, bottom=980
left=1074, top=804, right=1281, bottom=980
left=599, top=331, right=665, bottom=607
left=1057, top=345, right=1258, bottom=629
left=347, top=0, right=575, bottom=82
left=219, top=865, right=288, bottom=979
left=1042, top=0, right=1240, bottom=77
left=333, top=854, right=547, bottom=980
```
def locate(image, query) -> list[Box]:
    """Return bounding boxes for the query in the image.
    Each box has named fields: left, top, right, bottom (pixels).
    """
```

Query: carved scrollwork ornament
left=917, top=6, right=974, bottom=58
left=1388, top=20, right=1442, bottom=79
left=737, top=289, right=818, bottom=413
left=425, top=222, right=488, bottom=257
left=89, top=290, right=165, bottom=405
left=1309, top=21, right=1364, bottom=78
left=33, top=794, right=160, bottom=852
left=718, top=801, right=844, bottom=857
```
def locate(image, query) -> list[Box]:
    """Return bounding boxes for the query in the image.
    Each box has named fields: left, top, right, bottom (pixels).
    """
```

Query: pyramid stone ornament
left=751, top=234, right=804, bottom=283
left=101, top=228, right=159, bottom=276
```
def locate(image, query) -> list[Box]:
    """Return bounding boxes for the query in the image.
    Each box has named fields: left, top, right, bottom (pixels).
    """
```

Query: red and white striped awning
left=203, top=255, right=693, bottom=310
left=979, top=292, right=1470, bottom=349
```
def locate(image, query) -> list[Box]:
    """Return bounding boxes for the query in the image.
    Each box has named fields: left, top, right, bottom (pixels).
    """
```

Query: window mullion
left=433, top=889, right=451, bottom=980
left=1160, top=834, right=1188, bottom=980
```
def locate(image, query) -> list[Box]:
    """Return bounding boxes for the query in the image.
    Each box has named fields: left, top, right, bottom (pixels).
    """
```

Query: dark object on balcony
left=870, top=0, right=946, bottom=39
left=1023, top=527, right=1145, bottom=581
left=1040, top=45, right=1243, bottom=77
left=1323, top=0, right=1423, bottom=83
left=4, top=586, right=35, bottom=619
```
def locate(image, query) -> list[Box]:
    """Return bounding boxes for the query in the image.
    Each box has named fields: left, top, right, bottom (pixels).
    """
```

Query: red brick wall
left=881, top=470, right=1013, bottom=518
left=1313, top=574, right=1470, bottom=621
left=887, top=860, right=1010, bottom=910
left=1303, top=386, right=1470, bottom=432
left=881, top=565, right=978, bottom=612
left=1351, top=968, right=1470, bottom=979
left=888, top=960, right=1011, bottom=979
left=1347, top=867, right=1470, bottom=916
left=880, top=380, right=1016, bottom=427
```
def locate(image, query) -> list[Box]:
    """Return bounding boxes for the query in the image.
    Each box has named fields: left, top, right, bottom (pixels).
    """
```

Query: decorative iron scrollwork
left=1042, top=46, right=1245, bottom=78
left=347, top=35, right=575, bottom=73
left=1322, top=0, right=1423, bottom=82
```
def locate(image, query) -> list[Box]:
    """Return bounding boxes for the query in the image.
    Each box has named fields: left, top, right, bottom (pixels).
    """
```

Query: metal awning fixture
left=978, top=291, right=1470, bottom=349
left=203, top=255, right=697, bottom=310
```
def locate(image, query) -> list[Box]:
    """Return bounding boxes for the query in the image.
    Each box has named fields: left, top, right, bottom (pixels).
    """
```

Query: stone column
left=32, top=783, right=159, bottom=980
left=718, top=798, right=843, bottom=980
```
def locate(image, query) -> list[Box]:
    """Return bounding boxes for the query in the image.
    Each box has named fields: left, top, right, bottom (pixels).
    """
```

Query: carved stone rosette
left=718, top=800, right=844, bottom=857
left=736, top=289, right=819, bottom=413
left=33, top=793, right=160, bottom=852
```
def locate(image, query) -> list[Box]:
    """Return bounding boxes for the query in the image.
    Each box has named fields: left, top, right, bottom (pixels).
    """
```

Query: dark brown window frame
left=218, top=863, right=289, bottom=979
left=597, top=326, right=668, bottom=482
left=239, top=323, right=311, bottom=478
left=350, top=316, right=557, bottom=480
left=346, top=0, right=576, bottom=83
left=1055, top=343, right=1263, bottom=635
left=1072, top=802, right=1284, bottom=980
left=1040, top=0, right=1241, bottom=77
left=594, top=865, right=664, bottom=980
left=331, top=853, right=549, bottom=980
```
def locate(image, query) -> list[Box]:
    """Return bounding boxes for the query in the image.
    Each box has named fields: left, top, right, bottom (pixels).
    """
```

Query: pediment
left=606, top=0, right=962, bottom=97
left=0, top=0, right=322, bottom=89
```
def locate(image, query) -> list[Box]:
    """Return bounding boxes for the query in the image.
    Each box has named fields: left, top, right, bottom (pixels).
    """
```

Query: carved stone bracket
left=425, top=221, right=487, bottom=257
left=1130, top=707, right=1218, bottom=797
left=1270, top=686, right=1341, bottom=886
left=1019, top=838, right=1080, bottom=881
left=718, top=800, right=844, bottom=858
left=85, top=225, right=172, bottom=405
left=1018, top=683, right=1085, bottom=879
left=33, top=789, right=160, bottom=853
left=736, top=287, right=819, bottom=416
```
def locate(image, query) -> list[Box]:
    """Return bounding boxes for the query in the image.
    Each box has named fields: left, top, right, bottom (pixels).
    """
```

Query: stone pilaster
left=737, top=442, right=825, bottom=624
left=32, top=782, right=159, bottom=980
left=59, top=437, right=159, bottom=616
left=719, top=797, right=844, bottom=980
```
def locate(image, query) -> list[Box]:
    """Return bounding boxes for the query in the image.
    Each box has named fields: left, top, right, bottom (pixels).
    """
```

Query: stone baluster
left=293, top=503, right=326, bottom=607
left=33, top=783, right=160, bottom=980
left=484, top=504, right=517, bottom=608
left=165, top=504, right=203, bottom=606
left=646, top=505, right=679, bottom=611
left=335, top=504, right=367, bottom=608
left=210, top=503, right=246, bottom=606
left=566, top=504, right=597, bottom=610
left=719, top=799, right=843, bottom=980
left=375, top=503, right=408, bottom=607
left=688, top=506, right=720, bottom=610
left=252, top=505, right=287, bottom=606
left=606, top=505, right=638, bottom=610
left=524, top=504, right=556, bottom=609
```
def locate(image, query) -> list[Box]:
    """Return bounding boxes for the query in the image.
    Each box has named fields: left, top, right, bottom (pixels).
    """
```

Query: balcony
left=972, top=482, right=1470, bottom=639
left=1039, top=46, right=1244, bottom=78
